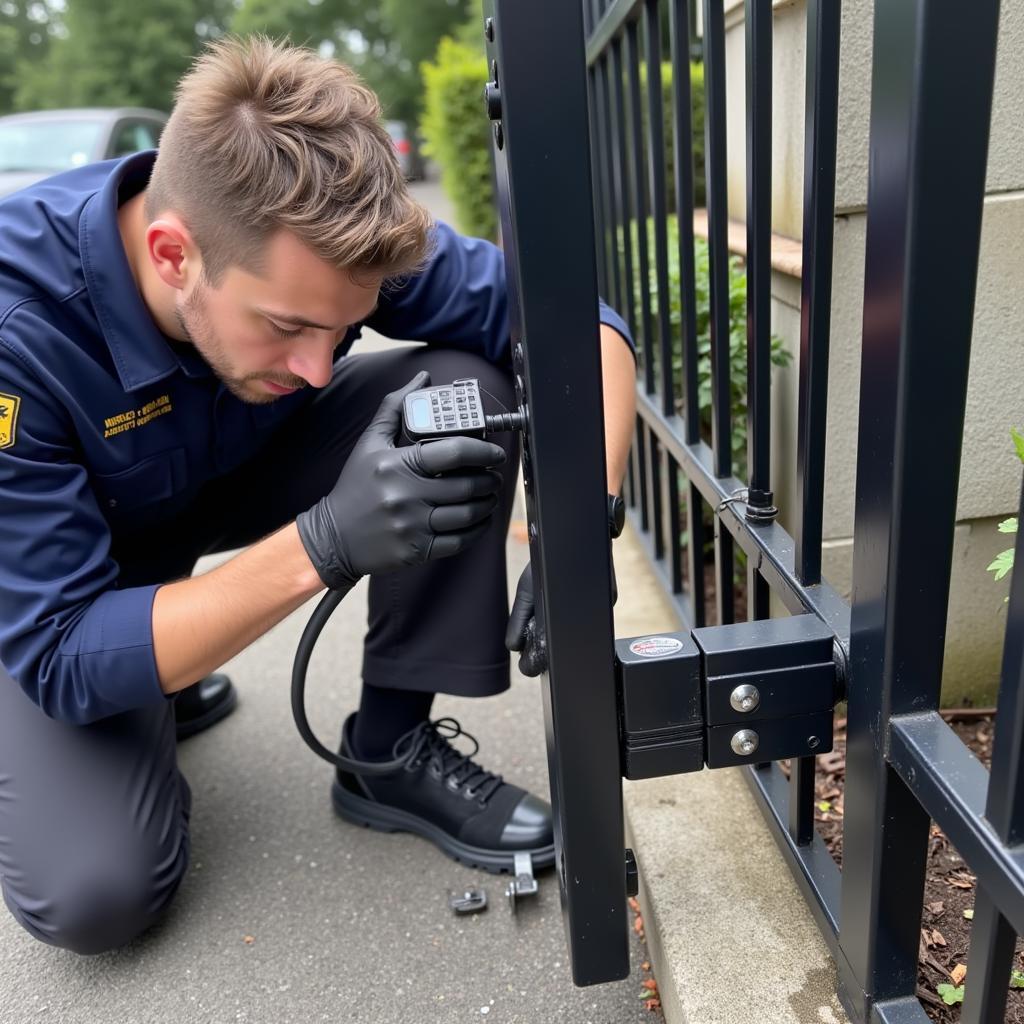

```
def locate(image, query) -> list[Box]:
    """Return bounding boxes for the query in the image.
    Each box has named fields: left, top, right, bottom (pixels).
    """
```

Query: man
left=0, top=37, right=636, bottom=955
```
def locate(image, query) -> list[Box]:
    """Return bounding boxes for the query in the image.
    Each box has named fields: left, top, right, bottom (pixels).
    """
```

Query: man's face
left=175, top=230, right=382, bottom=404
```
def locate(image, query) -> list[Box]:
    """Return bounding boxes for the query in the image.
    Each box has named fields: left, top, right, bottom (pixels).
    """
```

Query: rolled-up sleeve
left=366, top=220, right=636, bottom=364
left=0, top=345, right=164, bottom=723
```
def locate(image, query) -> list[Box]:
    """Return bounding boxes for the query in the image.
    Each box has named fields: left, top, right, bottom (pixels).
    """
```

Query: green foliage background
left=0, top=0, right=474, bottom=124
left=419, top=37, right=496, bottom=240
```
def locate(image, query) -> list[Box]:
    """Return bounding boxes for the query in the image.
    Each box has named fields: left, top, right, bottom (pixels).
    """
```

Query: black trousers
left=0, top=346, right=518, bottom=954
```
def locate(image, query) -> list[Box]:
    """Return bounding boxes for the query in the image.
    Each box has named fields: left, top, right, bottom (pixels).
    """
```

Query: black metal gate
left=483, top=1, right=1022, bottom=1021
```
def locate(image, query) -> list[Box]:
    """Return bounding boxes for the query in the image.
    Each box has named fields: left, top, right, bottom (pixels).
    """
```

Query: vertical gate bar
left=626, top=439, right=637, bottom=508
left=837, top=2, right=1001, bottom=1018
left=713, top=512, right=734, bottom=626
left=960, top=892, right=1016, bottom=1024
left=601, top=53, right=625, bottom=318
left=961, top=481, right=1024, bottom=1023
left=793, top=0, right=841, bottom=586
left=776, top=0, right=827, bottom=842
left=687, top=481, right=706, bottom=626
left=636, top=415, right=650, bottom=531
left=984, top=478, right=1024, bottom=844
left=665, top=455, right=683, bottom=593
left=589, top=66, right=610, bottom=298
left=788, top=757, right=816, bottom=845
left=744, top=0, right=774, bottom=510
left=612, top=39, right=638, bottom=344
left=747, top=562, right=770, bottom=621
left=669, top=0, right=701, bottom=444
left=643, top=0, right=676, bottom=417
left=701, top=0, right=733, bottom=479
left=625, top=18, right=656, bottom=396
left=649, top=430, right=665, bottom=562
left=486, top=0, right=629, bottom=983
left=596, top=59, right=617, bottom=304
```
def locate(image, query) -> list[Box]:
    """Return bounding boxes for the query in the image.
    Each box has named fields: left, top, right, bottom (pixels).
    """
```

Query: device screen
left=411, top=397, right=431, bottom=430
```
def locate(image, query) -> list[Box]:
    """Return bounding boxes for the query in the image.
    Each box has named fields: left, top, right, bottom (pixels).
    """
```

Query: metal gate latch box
left=616, top=614, right=839, bottom=779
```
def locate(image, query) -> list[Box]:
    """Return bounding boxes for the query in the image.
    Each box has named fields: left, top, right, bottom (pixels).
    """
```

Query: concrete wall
left=718, top=0, right=1024, bottom=703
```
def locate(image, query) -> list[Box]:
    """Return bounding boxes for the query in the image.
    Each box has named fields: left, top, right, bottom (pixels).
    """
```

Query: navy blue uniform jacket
left=0, top=152, right=633, bottom=724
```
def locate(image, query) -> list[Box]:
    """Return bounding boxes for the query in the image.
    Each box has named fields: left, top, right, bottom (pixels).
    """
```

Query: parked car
left=0, top=107, right=167, bottom=198
left=384, top=120, right=423, bottom=181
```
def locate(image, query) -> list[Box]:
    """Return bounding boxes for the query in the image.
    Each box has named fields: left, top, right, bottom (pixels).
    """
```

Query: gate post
left=483, top=0, right=628, bottom=986
left=836, top=3, right=1001, bottom=1019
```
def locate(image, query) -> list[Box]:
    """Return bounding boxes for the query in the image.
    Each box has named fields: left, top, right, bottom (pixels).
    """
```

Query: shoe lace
left=392, top=717, right=504, bottom=804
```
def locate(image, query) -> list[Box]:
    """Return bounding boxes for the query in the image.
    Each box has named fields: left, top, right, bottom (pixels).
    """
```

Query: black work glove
left=297, top=371, right=506, bottom=591
left=505, top=557, right=617, bottom=677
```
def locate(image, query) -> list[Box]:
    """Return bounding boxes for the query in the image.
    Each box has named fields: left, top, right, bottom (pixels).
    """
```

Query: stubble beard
left=175, top=284, right=306, bottom=405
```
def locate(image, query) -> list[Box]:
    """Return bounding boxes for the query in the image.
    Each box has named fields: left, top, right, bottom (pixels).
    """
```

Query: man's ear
left=146, top=215, right=201, bottom=290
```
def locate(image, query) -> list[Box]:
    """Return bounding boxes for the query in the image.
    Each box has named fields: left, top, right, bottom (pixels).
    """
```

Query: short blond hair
left=146, top=35, right=432, bottom=284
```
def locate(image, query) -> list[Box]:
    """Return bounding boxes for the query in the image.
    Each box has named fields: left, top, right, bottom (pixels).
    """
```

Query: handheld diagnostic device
left=403, top=378, right=524, bottom=441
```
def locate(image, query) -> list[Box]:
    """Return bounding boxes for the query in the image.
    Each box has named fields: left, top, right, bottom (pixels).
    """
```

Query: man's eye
left=268, top=321, right=303, bottom=338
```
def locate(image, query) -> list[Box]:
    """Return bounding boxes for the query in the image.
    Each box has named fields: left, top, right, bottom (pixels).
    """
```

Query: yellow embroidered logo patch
left=0, top=392, right=20, bottom=450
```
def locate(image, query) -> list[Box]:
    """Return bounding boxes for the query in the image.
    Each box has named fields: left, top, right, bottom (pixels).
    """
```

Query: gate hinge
left=616, top=614, right=839, bottom=779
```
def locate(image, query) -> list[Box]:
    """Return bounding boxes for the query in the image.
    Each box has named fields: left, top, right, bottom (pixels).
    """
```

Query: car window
left=110, top=120, right=162, bottom=157
left=0, top=120, right=104, bottom=173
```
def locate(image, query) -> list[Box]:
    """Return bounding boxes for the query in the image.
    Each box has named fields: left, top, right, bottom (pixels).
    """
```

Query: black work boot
left=331, top=714, right=554, bottom=874
left=174, top=674, right=238, bottom=741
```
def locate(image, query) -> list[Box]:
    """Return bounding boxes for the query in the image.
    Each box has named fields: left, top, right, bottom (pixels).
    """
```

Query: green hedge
left=420, top=38, right=498, bottom=241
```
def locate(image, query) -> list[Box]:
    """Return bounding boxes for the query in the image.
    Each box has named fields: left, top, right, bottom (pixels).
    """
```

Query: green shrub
left=419, top=37, right=498, bottom=241
left=625, top=214, right=791, bottom=477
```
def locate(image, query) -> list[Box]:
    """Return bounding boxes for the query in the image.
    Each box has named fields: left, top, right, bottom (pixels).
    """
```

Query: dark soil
left=787, top=714, right=1024, bottom=1022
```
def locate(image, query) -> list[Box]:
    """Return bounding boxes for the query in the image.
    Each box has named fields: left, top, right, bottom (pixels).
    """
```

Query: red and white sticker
left=628, top=636, right=684, bottom=658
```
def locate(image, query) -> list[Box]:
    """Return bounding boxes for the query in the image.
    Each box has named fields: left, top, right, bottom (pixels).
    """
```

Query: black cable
left=291, top=588, right=413, bottom=775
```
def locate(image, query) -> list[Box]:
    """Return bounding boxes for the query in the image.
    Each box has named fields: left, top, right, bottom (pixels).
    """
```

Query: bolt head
left=493, top=121, right=504, bottom=150
left=484, top=16, right=494, bottom=41
left=729, top=684, right=760, bottom=714
left=730, top=729, right=759, bottom=757
left=807, top=735, right=821, bottom=750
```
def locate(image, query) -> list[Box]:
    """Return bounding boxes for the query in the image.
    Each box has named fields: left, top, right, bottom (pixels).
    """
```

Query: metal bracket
left=506, top=852, right=539, bottom=914
left=616, top=614, right=840, bottom=779
left=449, top=888, right=488, bottom=915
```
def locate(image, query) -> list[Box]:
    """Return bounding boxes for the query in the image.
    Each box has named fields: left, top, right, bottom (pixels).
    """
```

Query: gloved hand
left=505, top=556, right=617, bottom=677
left=297, top=371, right=506, bottom=591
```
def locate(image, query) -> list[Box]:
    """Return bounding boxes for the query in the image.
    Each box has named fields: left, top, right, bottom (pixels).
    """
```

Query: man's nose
left=285, top=335, right=336, bottom=389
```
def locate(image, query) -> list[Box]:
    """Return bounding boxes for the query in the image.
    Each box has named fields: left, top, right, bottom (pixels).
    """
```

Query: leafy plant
left=420, top=38, right=498, bottom=241
left=986, top=428, right=1023, bottom=591
left=936, top=983, right=965, bottom=1006
left=625, top=214, right=792, bottom=479
left=1011, top=969, right=1024, bottom=989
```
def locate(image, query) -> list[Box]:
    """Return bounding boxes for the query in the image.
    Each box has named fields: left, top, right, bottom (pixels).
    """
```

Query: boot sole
left=331, top=779, right=555, bottom=875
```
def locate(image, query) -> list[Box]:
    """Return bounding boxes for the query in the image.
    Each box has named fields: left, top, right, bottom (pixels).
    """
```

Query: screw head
left=730, top=729, right=759, bottom=757
left=729, top=684, right=760, bottom=714
left=484, top=16, right=494, bottom=41
left=807, top=735, right=821, bottom=750
left=493, top=121, right=504, bottom=150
